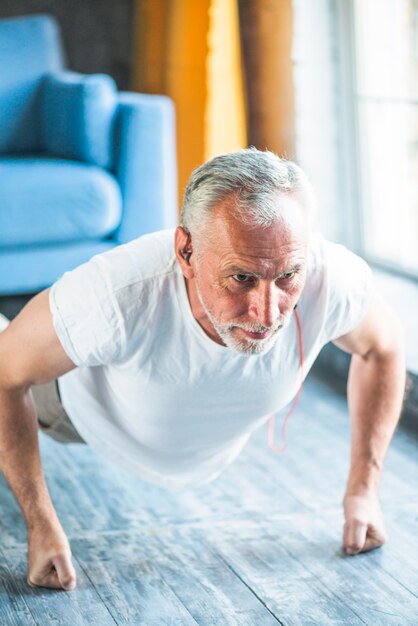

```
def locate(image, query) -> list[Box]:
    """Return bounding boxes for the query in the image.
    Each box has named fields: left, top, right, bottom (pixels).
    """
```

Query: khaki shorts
left=32, top=380, right=85, bottom=444
left=0, top=312, right=84, bottom=444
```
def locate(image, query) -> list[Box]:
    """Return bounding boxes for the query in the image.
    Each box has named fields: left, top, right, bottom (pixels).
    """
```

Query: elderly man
left=0, top=149, right=405, bottom=591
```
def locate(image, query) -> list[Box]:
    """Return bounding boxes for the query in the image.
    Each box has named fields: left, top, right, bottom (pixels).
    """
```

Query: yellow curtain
left=132, top=0, right=247, bottom=211
left=205, top=0, right=247, bottom=160
left=238, top=0, right=295, bottom=157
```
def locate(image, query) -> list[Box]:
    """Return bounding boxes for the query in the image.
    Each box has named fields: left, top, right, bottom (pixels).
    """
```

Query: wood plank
left=194, top=512, right=418, bottom=625
left=71, top=532, right=200, bottom=625
left=73, top=529, right=283, bottom=626
left=0, top=553, right=37, bottom=626
left=266, top=512, right=418, bottom=625
left=373, top=500, right=418, bottom=597
left=2, top=543, right=117, bottom=626
left=192, top=519, right=367, bottom=626
left=0, top=374, right=416, bottom=624
left=145, top=527, right=285, bottom=626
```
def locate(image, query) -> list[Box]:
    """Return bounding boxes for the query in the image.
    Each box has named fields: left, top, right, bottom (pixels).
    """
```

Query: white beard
left=195, top=280, right=290, bottom=356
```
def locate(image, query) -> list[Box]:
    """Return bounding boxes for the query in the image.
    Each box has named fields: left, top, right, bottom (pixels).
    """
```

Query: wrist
left=24, top=501, right=61, bottom=532
left=347, top=456, right=381, bottom=493
left=345, top=477, right=380, bottom=498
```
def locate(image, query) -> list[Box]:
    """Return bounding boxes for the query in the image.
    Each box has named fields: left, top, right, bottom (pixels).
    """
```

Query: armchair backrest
left=0, top=14, right=64, bottom=154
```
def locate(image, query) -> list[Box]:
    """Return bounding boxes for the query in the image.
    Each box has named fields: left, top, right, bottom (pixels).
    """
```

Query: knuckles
left=344, top=544, right=362, bottom=554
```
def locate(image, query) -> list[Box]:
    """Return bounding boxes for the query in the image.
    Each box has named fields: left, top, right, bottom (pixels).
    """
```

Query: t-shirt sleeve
left=49, top=258, right=125, bottom=367
left=320, top=239, right=374, bottom=344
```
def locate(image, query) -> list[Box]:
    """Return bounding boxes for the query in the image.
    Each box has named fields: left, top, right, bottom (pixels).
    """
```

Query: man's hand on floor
left=27, top=519, right=77, bottom=590
left=342, top=490, right=388, bottom=556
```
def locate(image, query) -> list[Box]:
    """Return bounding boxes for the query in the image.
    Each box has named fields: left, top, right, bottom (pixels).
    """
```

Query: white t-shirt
left=50, top=229, right=373, bottom=490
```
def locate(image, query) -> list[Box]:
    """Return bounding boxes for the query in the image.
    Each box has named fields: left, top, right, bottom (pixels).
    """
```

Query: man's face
left=189, top=195, right=309, bottom=356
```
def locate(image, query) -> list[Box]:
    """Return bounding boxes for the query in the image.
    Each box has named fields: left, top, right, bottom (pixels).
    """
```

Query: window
left=352, top=0, right=418, bottom=277
left=292, top=0, right=418, bottom=279
left=292, top=0, right=418, bottom=372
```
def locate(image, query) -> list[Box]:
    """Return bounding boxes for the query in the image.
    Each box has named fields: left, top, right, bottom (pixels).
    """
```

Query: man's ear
left=174, top=226, right=195, bottom=279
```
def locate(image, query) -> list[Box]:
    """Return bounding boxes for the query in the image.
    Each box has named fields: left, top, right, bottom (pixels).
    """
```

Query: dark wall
left=0, top=0, right=135, bottom=90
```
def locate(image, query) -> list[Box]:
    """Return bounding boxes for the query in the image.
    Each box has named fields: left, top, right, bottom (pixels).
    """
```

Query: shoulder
left=303, top=233, right=373, bottom=344
left=306, top=233, right=368, bottom=273
left=49, top=229, right=177, bottom=366
left=304, top=233, right=372, bottom=290
left=92, top=228, right=177, bottom=289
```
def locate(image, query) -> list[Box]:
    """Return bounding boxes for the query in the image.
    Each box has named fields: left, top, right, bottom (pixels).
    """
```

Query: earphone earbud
left=182, top=248, right=192, bottom=263
left=180, top=232, right=192, bottom=264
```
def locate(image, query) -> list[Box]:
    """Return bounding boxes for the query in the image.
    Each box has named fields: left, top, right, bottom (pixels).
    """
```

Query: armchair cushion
left=0, top=14, right=64, bottom=153
left=114, top=92, right=178, bottom=243
left=0, top=13, right=178, bottom=295
left=0, top=157, right=122, bottom=246
left=42, top=71, right=117, bottom=168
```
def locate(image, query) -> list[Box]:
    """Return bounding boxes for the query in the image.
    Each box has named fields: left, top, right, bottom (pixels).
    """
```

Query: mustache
left=225, top=318, right=287, bottom=334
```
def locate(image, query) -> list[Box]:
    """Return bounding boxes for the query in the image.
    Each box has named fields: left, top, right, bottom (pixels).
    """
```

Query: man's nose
left=248, top=283, right=280, bottom=328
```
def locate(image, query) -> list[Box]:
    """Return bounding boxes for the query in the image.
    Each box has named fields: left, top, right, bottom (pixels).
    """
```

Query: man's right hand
left=27, top=521, right=77, bottom=590
left=0, top=290, right=78, bottom=591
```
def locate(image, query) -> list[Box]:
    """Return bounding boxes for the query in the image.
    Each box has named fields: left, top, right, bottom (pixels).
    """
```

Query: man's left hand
left=342, top=491, right=388, bottom=555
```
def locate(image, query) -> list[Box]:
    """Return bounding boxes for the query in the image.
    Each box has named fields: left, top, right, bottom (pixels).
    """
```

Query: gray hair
left=180, top=148, right=316, bottom=239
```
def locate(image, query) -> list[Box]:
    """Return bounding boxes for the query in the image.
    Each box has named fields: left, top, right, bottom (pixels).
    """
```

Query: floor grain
left=0, top=374, right=417, bottom=625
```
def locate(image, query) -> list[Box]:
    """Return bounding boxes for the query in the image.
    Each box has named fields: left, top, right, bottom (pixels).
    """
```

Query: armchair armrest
left=42, top=71, right=117, bottom=168
left=113, top=92, right=178, bottom=243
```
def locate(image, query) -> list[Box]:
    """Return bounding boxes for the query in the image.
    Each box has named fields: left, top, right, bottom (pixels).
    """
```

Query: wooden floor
left=0, top=373, right=417, bottom=625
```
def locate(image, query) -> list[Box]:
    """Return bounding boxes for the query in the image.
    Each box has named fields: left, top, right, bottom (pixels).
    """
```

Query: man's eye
left=275, top=272, right=297, bottom=285
left=233, top=274, right=251, bottom=283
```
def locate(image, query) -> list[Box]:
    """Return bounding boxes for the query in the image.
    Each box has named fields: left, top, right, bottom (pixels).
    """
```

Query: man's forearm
left=0, top=386, right=59, bottom=529
left=345, top=345, right=406, bottom=493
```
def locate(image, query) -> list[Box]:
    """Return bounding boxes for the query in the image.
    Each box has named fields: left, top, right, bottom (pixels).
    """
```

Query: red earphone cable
left=268, top=307, right=304, bottom=453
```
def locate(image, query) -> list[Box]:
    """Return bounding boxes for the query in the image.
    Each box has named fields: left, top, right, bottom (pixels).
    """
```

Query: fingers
left=344, top=519, right=368, bottom=555
left=362, top=525, right=387, bottom=553
left=343, top=521, right=387, bottom=556
left=53, top=553, right=77, bottom=590
left=28, top=552, right=77, bottom=591
left=28, top=566, right=61, bottom=590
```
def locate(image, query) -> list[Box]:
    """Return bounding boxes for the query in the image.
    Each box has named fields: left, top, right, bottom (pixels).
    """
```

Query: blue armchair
left=0, top=14, right=178, bottom=295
